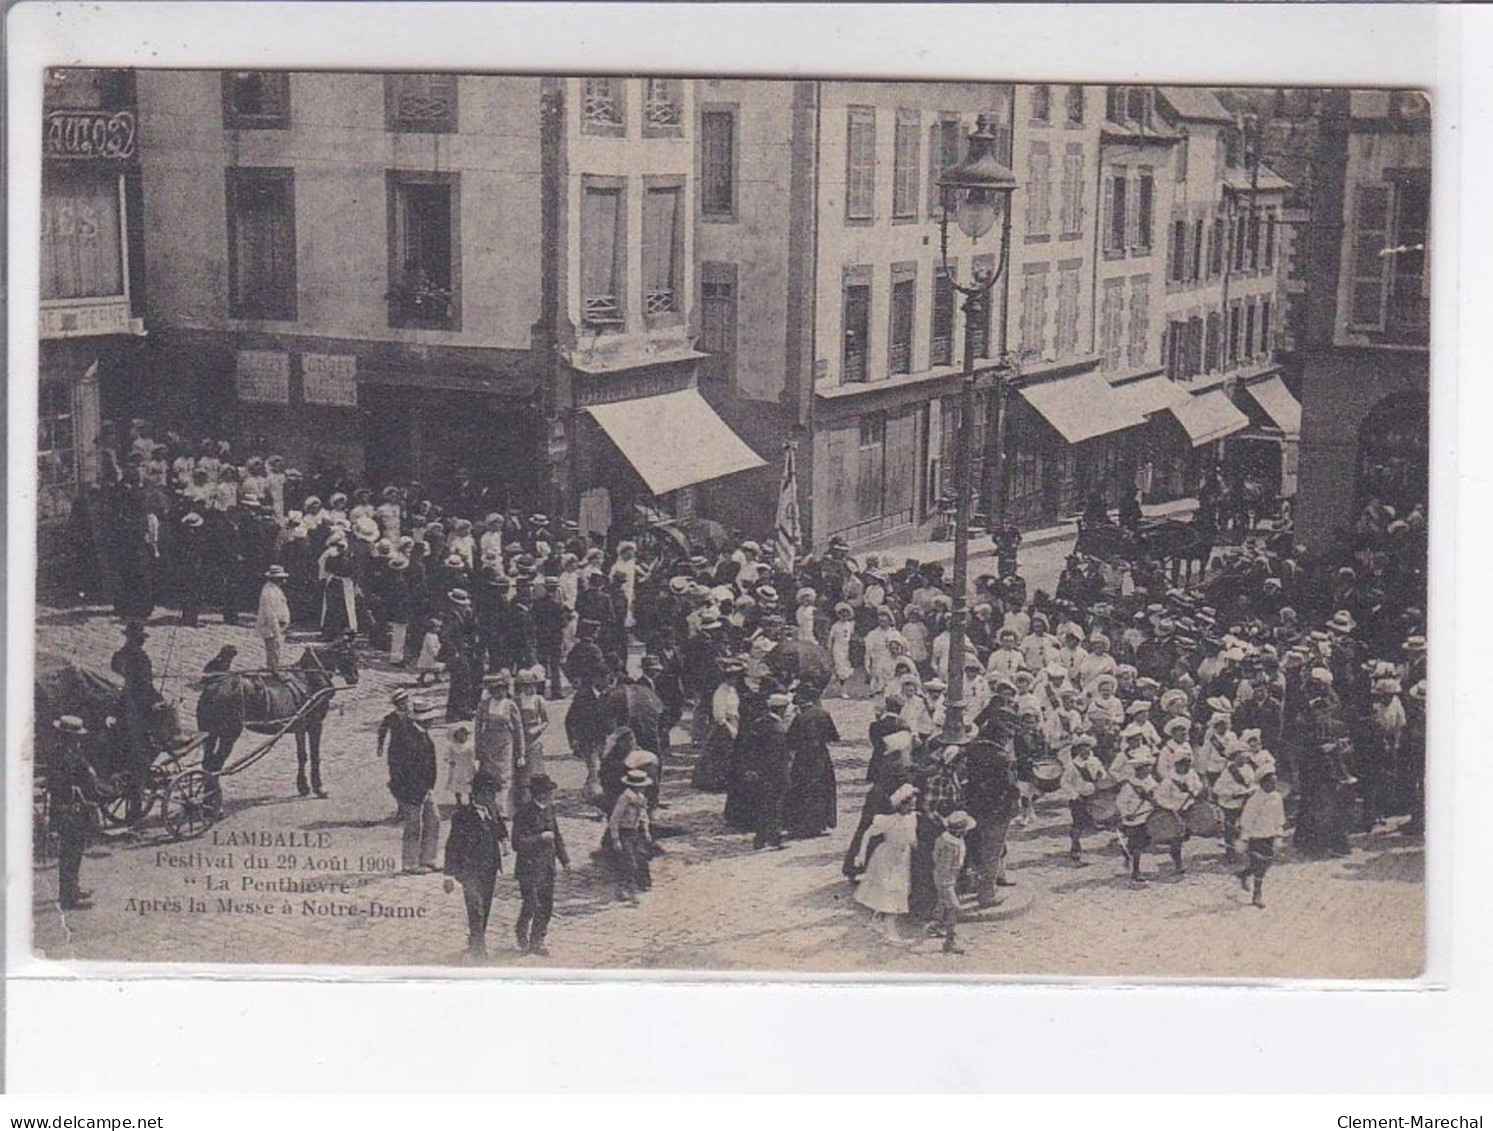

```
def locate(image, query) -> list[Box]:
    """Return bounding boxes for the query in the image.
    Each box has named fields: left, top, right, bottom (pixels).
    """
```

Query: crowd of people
left=52, top=418, right=1428, bottom=959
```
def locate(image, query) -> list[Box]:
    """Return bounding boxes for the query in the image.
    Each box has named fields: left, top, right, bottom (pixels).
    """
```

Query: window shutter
left=1349, top=185, right=1391, bottom=329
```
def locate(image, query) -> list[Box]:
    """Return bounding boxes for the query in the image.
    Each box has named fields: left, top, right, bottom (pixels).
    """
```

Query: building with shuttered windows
left=1293, top=89, right=1429, bottom=553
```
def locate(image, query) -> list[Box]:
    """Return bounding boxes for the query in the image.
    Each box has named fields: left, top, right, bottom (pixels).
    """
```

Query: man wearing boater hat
left=49, top=716, right=101, bottom=910
left=256, top=564, right=292, bottom=671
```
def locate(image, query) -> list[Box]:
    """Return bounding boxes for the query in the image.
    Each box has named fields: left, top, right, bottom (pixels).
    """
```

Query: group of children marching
left=1053, top=690, right=1285, bottom=904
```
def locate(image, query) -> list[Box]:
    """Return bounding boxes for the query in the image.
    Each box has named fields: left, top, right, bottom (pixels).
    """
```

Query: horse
left=194, top=635, right=359, bottom=804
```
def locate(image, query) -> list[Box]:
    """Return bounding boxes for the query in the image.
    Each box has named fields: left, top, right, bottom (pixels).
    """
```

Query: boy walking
left=933, top=811, right=975, bottom=955
left=1236, top=771, right=1286, bottom=908
left=609, top=768, right=654, bottom=903
left=512, top=774, right=569, bottom=956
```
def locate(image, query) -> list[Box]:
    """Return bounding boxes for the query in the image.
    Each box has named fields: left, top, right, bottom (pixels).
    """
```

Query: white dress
left=853, top=811, right=918, bottom=914
left=829, top=620, right=855, bottom=681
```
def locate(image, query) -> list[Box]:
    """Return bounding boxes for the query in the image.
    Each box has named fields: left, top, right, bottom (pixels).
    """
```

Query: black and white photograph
left=24, top=66, right=1430, bottom=979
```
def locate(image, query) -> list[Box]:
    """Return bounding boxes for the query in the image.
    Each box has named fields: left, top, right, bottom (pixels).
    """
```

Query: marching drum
left=1181, top=800, right=1223, bottom=836
left=1031, top=758, right=1064, bottom=793
left=1144, top=807, right=1184, bottom=844
left=1083, top=785, right=1120, bottom=826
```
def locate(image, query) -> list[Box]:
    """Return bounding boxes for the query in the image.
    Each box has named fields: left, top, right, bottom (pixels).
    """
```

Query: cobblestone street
left=29, top=595, right=1423, bottom=979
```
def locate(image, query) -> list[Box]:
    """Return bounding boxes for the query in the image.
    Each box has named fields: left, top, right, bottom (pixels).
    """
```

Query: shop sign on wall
left=301, top=353, right=358, bottom=407
left=235, top=350, right=291, bottom=404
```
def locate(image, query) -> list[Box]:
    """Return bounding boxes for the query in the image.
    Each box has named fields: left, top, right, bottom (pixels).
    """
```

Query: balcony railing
left=583, top=293, right=624, bottom=326
left=644, top=287, right=677, bottom=316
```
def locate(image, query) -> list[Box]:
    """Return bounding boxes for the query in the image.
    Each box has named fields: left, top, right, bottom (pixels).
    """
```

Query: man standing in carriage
left=110, top=620, right=163, bottom=784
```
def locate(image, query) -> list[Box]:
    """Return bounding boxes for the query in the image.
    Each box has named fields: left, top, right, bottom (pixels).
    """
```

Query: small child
left=933, top=811, right=976, bottom=955
left=415, top=616, right=444, bottom=686
left=445, top=722, right=476, bottom=805
left=1236, top=771, right=1286, bottom=908
left=608, top=768, right=654, bottom=903
left=515, top=668, right=551, bottom=781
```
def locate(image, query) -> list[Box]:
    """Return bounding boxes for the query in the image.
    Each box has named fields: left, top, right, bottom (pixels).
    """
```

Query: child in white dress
left=851, top=784, right=920, bottom=938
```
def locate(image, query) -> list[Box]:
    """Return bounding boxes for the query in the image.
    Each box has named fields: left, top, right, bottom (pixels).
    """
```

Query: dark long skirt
left=783, top=745, right=837, bottom=838
left=692, top=724, right=735, bottom=792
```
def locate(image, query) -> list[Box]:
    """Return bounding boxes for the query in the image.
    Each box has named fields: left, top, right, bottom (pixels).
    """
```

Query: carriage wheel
left=162, top=770, right=219, bottom=841
left=97, top=771, right=145, bottom=828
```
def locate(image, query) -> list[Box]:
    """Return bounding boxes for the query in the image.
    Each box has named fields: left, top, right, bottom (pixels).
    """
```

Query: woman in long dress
left=828, top=603, right=856, bottom=696
left=783, top=690, right=840, bottom=838
left=850, top=784, right=919, bottom=937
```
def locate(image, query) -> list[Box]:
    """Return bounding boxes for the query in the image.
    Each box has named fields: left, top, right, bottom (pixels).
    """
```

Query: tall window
left=1060, top=146, right=1084, bottom=237
left=888, top=274, right=916, bottom=375
left=580, top=182, right=625, bottom=329
left=643, top=78, right=683, bottom=134
left=1020, top=268, right=1049, bottom=359
left=642, top=184, right=683, bottom=317
left=1127, top=277, right=1150, bottom=368
left=1170, top=219, right=1188, bottom=283
left=1175, top=137, right=1189, bottom=182
left=842, top=282, right=871, bottom=384
left=1244, top=300, right=1257, bottom=359
left=893, top=109, right=921, bottom=220
left=385, top=74, right=457, bottom=133
left=928, top=116, right=961, bottom=219
left=1135, top=169, right=1154, bottom=252
left=227, top=168, right=296, bottom=321
left=1126, top=87, right=1150, bottom=127
left=1259, top=298, right=1272, bottom=356
left=930, top=264, right=955, bottom=367
left=1099, top=280, right=1124, bottom=372
left=700, top=263, right=738, bottom=385
left=387, top=174, right=457, bottom=329
left=1204, top=311, right=1222, bottom=372
left=1387, top=175, right=1429, bottom=334
left=1065, top=85, right=1085, bottom=125
left=582, top=77, right=626, bottom=135
left=1030, top=84, right=1051, bottom=123
left=1056, top=264, right=1081, bottom=358
left=1107, top=170, right=1128, bottom=254
left=1263, top=210, right=1277, bottom=269
left=1233, top=211, right=1248, bottom=271
left=1191, top=220, right=1205, bottom=283
left=1209, top=217, right=1225, bottom=277
left=1106, top=87, right=1123, bottom=124
left=223, top=71, right=289, bottom=129
left=1228, top=304, right=1242, bottom=363
left=1187, top=317, right=1204, bottom=378
left=700, top=109, right=736, bottom=218
left=845, top=106, right=876, bottom=222
left=1026, top=143, right=1051, bottom=236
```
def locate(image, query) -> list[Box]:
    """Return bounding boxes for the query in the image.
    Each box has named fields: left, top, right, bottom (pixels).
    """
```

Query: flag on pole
left=774, top=442, right=802, bottom=573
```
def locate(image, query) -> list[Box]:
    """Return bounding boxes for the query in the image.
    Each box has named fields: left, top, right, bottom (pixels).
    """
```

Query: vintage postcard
left=25, top=68, right=1428, bottom=978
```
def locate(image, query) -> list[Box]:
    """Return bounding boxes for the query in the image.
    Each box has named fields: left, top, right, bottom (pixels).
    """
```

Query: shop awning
left=1242, top=375, right=1302, bottom=439
left=1111, top=374, right=1192, bottom=419
left=585, top=388, right=767, bottom=495
left=1167, top=389, right=1251, bottom=447
left=1018, top=371, right=1145, bottom=445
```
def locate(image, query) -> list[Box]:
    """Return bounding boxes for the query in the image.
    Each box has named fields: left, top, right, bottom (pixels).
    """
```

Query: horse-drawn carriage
left=33, top=637, right=357, bottom=845
left=1074, top=514, right=1217, bottom=585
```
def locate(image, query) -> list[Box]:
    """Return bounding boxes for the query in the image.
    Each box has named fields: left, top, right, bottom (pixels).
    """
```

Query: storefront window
left=38, top=378, right=77, bottom=523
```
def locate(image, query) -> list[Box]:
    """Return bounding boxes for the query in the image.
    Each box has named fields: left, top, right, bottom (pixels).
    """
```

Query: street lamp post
left=937, top=114, right=1018, bottom=744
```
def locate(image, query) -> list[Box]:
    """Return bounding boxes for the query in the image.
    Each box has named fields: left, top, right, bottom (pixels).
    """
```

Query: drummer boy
left=1058, top=733, right=1108, bottom=865
left=1213, top=740, right=1258, bottom=863
left=1115, top=750, right=1158, bottom=886
left=1153, top=751, right=1205, bottom=876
